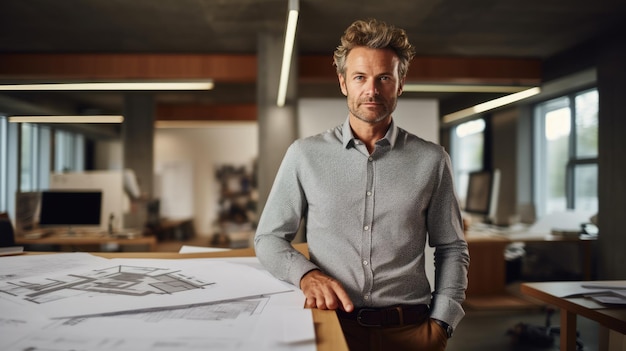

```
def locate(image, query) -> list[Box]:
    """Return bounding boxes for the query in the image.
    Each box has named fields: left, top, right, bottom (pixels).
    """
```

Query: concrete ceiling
left=1, top=0, right=625, bottom=125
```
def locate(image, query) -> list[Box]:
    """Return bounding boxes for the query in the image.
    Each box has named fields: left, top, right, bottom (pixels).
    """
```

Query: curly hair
left=333, top=18, right=415, bottom=78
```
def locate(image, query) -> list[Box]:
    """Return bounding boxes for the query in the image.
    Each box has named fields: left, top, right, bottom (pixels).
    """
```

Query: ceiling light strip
left=442, top=87, right=541, bottom=124
left=155, top=120, right=256, bottom=129
left=276, top=0, right=299, bottom=107
left=403, top=84, right=528, bottom=93
left=0, top=81, right=214, bottom=91
left=8, top=115, right=125, bottom=123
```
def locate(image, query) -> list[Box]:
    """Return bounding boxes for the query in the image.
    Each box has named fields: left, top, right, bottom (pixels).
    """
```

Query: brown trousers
left=338, top=317, right=448, bottom=351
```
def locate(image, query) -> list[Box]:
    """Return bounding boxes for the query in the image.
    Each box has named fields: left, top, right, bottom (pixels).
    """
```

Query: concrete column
left=123, top=93, right=155, bottom=197
left=122, top=93, right=155, bottom=229
left=597, top=38, right=626, bottom=279
left=256, top=32, right=298, bottom=216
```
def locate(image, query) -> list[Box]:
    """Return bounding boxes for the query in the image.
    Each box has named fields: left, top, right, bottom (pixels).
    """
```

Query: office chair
left=0, top=212, right=17, bottom=247
left=507, top=306, right=584, bottom=350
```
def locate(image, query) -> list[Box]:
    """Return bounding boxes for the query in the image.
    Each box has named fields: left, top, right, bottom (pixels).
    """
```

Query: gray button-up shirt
left=255, top=118, right=469, bottom=328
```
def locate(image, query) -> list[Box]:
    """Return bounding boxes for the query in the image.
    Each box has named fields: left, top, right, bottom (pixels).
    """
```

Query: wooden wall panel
left=0, top=53, right=540, bottom=85
left=0, top=54, right=257, bottom=82
left=299, top=55, right=542, bottom=85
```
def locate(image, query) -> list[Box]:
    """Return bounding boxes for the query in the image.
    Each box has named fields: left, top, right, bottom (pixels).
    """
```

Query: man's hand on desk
left=300, top=269, right=354, bottom=312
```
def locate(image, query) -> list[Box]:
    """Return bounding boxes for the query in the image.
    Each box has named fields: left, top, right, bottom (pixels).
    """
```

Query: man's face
left=338, top=46, right=404, bottom=125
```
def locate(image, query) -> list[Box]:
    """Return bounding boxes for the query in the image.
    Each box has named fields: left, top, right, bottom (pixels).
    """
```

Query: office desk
left=464, top=231, right=596, bottom=306
left=521, top=281, right=626, bottom=351
left=465, top=234, right=511, bottom=296
left=15, top=231, right=158, bottom=251
left=88, top=243, right=348, bottom=351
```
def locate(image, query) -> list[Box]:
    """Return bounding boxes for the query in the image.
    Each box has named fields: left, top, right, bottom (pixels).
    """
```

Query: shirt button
left=368, top=157, right=373, bottom=161
left=364, top=225, right=369, bottom=231
left=364, top=295, right=370, bottom=300
left=366, top=191, right=372, bottom=196
left=363, top=260, right=368, bottom=266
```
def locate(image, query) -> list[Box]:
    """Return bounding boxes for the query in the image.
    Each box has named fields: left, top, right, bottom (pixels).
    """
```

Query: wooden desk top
left=15, top=232, right=157, bottom=248
left=465, top=230, right=596, bottom=243
left=521, top=281, right=626, bottom=335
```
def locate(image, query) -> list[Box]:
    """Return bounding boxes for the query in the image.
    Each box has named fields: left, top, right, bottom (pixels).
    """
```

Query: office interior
left=1, top=2, right=626, bottom=349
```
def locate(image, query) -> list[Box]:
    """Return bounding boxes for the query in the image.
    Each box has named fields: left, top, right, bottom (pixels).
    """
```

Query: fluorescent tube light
left=9, top=115, right=125, bottom=123
left=443, top=87, right=541, bottom=124
left=155, top=120, right=256, bottom=129
left=276, top=0, right=299, bottom=107
left=0, top=81, right=214, bottom=91
left=403, top=84, right=528, bottom=93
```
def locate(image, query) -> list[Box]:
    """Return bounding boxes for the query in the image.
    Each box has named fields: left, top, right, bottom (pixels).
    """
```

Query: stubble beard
left=349, top=97, right=396, bottom=125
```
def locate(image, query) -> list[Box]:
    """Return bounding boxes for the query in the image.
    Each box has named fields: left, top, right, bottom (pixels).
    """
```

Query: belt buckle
left=357, top=308, right=381, bottom=327
left=395, top=306, right=404, bottom=325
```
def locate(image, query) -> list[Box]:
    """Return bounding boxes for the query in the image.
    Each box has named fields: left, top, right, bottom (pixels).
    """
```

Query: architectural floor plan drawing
left=0, top=257, right=292, bottom=319
left=117, top=298, right=265, bottom=323
left=0, top=254, right=313, bottom=351
left=1, top=265, right=214, bottom=304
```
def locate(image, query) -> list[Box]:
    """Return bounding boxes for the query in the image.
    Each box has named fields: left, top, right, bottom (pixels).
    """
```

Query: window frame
left=449, top=117, right=488, bottom=205
left=533, top=87, right=598, bottom=217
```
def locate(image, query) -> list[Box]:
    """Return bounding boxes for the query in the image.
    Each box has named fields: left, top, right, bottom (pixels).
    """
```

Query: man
left=254, top=18, right=469, bottom=351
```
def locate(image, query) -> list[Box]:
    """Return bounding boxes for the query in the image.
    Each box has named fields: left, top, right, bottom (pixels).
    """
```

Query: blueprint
left=0, top=257, right=292, bottom=318
left=2, top=295, right=314, bottom=351
left=0, top=254, right=313, bottom=351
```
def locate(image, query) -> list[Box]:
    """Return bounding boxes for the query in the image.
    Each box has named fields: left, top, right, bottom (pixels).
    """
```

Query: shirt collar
left=341, top=117, right=399, bottom=149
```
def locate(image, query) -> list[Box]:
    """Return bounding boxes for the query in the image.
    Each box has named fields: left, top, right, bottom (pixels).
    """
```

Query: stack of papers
left=0, top=253, right=315, bottom=351
left=0, top=246, right=23, bottom=256
left=580, top=281, right=626, bottom=305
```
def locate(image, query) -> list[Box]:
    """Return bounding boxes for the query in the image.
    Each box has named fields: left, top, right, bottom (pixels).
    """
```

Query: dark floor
left=448, top=301, right=599, bottom=351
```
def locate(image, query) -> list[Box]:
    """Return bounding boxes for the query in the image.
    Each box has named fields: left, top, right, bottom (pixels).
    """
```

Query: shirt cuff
left=429, top=293, right=465, bottom=329
left=288, top=259, right=320, bottom=288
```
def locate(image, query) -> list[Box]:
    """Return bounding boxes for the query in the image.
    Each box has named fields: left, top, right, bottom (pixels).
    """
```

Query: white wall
left=154, top=123, right=258, bottom=236
left=298, top=98, right=439, bottom=141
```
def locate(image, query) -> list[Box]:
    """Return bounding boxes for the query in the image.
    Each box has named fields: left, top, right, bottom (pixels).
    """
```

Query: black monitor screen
left=39, top=191, right=102, bottom=226
left=464, top=171, right=493, bottom=215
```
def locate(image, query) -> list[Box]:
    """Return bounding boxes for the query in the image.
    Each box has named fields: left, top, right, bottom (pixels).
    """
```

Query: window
left=534, top=88, right=598, bottom=217
left=0, top=120, right=88, bottom=218
left=55, top=129, right=85, bottom=172
left=450, top=118, right=486, bottom=203
left=19, top=123, right=53, bottom=192
left=20, top=123, right=38, bottom=192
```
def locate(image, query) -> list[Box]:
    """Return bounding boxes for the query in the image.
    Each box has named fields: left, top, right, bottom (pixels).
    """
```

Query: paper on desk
left=578, top=281, right=626, bottom=305
left=218, top=256, right=306, bottom=306
left=581, top=281, right=626, bottom=290
left=557, top=281, right=626, bottom=300
left=280, top=308, right=315, bottom=344
left=2, top=292, right=314, bottom=351
left=0, top=298, right=50, bottom=350
left=179, top=245, right=231, bottom=253
left=585, top=290, right=626, bottom=305
left=0, top=246, right=24, bottom=256
left=0, top=252, right=109, bottom=282
left=0, top=257, right=292, bottom=319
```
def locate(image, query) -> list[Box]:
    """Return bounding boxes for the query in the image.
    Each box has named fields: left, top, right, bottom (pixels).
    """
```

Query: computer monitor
left=38, top=190, right=103, bottom=234
left=464, top=169, right=500, bottom=224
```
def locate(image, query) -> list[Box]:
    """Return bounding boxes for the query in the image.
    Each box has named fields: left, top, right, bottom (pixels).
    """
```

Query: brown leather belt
left=336, top=304, right=429, bottom=327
